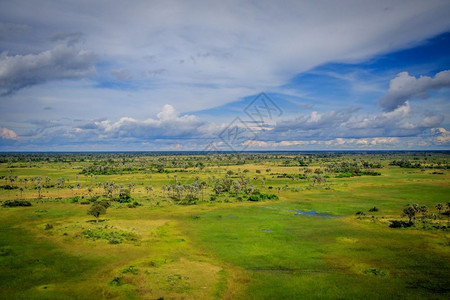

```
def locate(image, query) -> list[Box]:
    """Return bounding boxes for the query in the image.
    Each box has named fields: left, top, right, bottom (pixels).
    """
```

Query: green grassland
left=0, top=152, right=449, bottom=299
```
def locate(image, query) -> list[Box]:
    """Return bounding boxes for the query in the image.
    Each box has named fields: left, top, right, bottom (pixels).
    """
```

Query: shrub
left=45, top=224, right=53, bottom=230
left=117, top=189, right=132, bottom=203
left=369, top=207, right=379, bottom=212
left=259, top=193, right=279, bottom=200
left=363, top=268, right=386, bottom=276
left=122, top=265, right=139, bottom=275
left=0, top=185, right=18, bottom=190
left=127, top=201, right=141, bottom=208
left=248, top=195, right=259, bottom=201
left=2, top=200, right=32, bottom=207
left=389, top=220, right=412, bottom=228
left=110, top=277, right=122, bottom=286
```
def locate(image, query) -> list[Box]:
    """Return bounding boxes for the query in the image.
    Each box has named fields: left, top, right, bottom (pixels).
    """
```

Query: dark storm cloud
left=0, top=44, right=97, bottom=95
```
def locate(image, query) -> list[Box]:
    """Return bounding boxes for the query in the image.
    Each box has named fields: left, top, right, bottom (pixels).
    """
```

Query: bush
left=368, top=207, right=379, bottom=212
left=0, top=185, right=18, bottom=190
left=363, top=268, right=386, bottom=276
left=116, top=189, right=132, bottom=203
left=110, top=276, right=122, bottom=286
left=248, top=195, right=259, bottom=201
left=127, top=201, right=141, bottom=208
left=45, top=224, right=53, bottom=230
left=71, top=196, right=80, bottom=203
left=259, top=193, right=279, bottom=200
left=122, top=265, right=139, bottom=275
left=2, top=200, right=32, bottom=207
left=389, top=220, right=412, bottom=228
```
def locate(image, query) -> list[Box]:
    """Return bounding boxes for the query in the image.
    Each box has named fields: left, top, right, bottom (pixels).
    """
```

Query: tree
left=200, top=181, right=207, bottom=201
left=145, top=185, right=153, bottom=194
left=435, top=203, right=443, bottom=215
left=419, top=205, right=428, bottom=219
left=36, top=183, right=42, bottom=198
left=68, top=184, right=74, bottom=195
left=88, top=203, right=107, bottom=223
left=232, top=181, right=241, bottom=196
left=403, top=206, right=416, bottom=224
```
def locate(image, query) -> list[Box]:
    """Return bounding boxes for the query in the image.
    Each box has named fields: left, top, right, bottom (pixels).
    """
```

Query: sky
left=0, top=0, right=450, bottom=151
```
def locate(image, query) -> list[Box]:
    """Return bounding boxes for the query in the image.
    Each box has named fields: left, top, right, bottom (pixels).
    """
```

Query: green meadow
left=0, top=152, right=449, bottom=299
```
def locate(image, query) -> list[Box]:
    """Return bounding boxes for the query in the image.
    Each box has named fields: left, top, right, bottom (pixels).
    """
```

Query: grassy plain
left=0, top=152, right=449, bottom=299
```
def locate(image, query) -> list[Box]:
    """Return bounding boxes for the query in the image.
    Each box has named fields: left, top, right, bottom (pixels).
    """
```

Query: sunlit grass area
left=1, top=152, right=449, bottom=299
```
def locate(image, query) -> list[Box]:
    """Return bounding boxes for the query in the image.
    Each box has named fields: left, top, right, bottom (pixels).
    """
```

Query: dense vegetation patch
left=2, top=200, right=32, bottom=207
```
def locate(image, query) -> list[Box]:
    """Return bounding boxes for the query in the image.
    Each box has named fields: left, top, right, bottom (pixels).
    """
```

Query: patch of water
left=294, top=210, right=336, bottom=217
left=263, top=206, right=337, bottom=217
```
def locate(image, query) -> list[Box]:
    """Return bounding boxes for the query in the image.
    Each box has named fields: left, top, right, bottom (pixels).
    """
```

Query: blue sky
left=0, top=0, right=449, bottom=151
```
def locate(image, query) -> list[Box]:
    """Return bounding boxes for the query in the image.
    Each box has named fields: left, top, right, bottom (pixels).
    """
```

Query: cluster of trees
left=390, top=202, right=450, bottom=228
left=162, top=179, right=208, bottom=204
left=390, top=159, right=450, bottom=169
left=402, top=203, right=449, bottom=223
left=326, top=161, right=381, bottom=177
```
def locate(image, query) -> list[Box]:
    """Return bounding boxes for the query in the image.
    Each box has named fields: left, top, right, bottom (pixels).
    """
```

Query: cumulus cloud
left=76, top=104, right=204, bottom=139
left=267, top=100, right=445, bottom=141
left=243, top=137, right=400, bottom=149
left=430, top=127, right=450, bottom=144
left=0, top=127, right=17, bottom=139
left=379, top=70, right=450, bottom=111
left=0, top=44, right=96, bottom=94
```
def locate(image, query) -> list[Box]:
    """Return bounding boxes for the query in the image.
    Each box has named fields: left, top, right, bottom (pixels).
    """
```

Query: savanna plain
left=0, top=151, right=449, bottom=299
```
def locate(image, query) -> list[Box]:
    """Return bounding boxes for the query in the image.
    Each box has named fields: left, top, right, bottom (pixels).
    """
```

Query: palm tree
left=145, top=185, right=153, bottom=194
left=36, top=183, right=42, bottom=198
left=232, top=181, right=241, bottom=197
left=45, top=176, right=51, bottom=187
left=87, top=187, right=93, bottom=198
left=200, top=181, right=207, bottom=201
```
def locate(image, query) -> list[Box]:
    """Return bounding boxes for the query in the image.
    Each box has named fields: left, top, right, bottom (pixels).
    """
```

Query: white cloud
left=0, top=127, right=17, bottom=139
left=379, top=70, right=450, bottom=111
left=77, top=104, right=204, bottom=139
left=242, top=137, right=400, bottom=149
left=2, top=1, right=450, bottom=108
left=430, top=127, right=450, bottom=144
